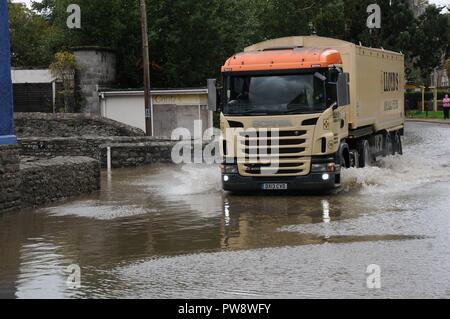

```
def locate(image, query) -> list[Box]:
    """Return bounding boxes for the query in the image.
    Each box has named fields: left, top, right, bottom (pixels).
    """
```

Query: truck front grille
left=243, top=147, right=306, bottom=155
left=237, top=129, right=312, bottom=177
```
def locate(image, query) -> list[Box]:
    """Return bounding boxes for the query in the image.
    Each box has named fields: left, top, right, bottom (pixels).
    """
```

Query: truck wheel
left=358, top=139, right=372, bottom=167
left=339, top=142, right=350, bottom=169
left=384, top=133, right=394, bottom=156
left=340, top=154, right=348, bottom=169
left=393, top=131, right=403, bottom=155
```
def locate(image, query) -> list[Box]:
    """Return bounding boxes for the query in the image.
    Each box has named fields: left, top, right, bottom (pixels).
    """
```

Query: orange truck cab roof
left=221, top=47, right=342, bottom=73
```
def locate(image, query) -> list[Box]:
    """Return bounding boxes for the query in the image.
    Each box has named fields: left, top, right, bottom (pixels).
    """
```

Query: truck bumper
left=222, top=172, right=339, bottom=192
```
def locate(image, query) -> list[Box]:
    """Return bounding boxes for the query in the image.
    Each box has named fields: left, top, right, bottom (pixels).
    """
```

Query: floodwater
left=1, top=122, right=450, bottom=299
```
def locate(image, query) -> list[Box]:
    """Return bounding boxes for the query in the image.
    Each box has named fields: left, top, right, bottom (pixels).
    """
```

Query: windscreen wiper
left=239, top=111, right=270, bottom=116
left=283, top=108, right=310, bottom=114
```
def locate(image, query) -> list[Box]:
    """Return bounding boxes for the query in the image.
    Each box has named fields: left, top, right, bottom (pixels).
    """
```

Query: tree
left=49, top=51, right=76, bottom=112
left=313, top=0, right=346, bottom=39
left=410, top=5, right=450, bottom=85
left=31, top=0, right=57, bottom=23
left=27, top=0, right=450, bottom=89
left=32, top=0, right=267, bottom=88
left=258, top=0, right=318, bottom=39
left=8, top=1, right=54, bottom=67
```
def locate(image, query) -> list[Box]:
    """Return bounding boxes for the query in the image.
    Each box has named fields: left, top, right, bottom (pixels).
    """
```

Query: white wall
left=11, top=69, right=55, bottom=84
left=100, top=89, right=213, bottom=137
left=100, top=95, right=146, bottom=132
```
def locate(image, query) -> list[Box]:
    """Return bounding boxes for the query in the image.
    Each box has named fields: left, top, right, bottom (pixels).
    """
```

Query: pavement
left=406, top=118, right=450, bottom=125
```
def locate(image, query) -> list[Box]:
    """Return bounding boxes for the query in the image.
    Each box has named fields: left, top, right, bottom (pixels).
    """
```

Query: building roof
left=11, top=69, right=56, bottom=84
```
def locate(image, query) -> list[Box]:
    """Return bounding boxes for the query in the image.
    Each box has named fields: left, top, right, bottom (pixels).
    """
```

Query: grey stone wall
left=18, top=136, right=179, bottom=168
left=14, top=112, right=145, bottom=138
left=73, top=47, right=116, bottom=114
left=20, top=157, right=100, bottom=208
left=101, top=140, right=217, bottom=168
left=19, top=137, right=103, bottom=160
left=101, top=142, right=176, bottom=168
left=18, top=136, right=217, bottom=169
left=0, top=145, right=21, bottom=213
left=1, top=148, right=100, bottom=214
left=18, top=136, right=166, bottom=158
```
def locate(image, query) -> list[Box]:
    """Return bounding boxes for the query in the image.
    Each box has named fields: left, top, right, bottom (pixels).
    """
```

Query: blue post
left=0, top=0, right=16, bottom=145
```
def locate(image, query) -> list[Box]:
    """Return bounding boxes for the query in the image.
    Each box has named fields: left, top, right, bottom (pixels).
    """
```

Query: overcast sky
left=11, top=0, right=450, bottom=11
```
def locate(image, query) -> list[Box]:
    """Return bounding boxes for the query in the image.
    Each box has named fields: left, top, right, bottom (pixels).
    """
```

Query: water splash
left=148, top=164, right=222, bottom=196
left=342, top=124, right=450, bottom=194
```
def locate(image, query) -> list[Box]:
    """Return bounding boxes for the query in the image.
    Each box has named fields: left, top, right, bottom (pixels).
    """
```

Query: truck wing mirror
left=327, top=82, right=338, bottom=108
left=337, top=73, right=350, bottom=106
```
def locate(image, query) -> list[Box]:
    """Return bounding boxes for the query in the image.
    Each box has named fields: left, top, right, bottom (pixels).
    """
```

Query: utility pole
left=139, top=0, right=154, bottom=136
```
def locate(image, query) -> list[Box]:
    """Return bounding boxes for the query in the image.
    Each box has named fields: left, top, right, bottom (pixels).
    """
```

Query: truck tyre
left=384, top=133, right=394, bottom=156
left=339, top=142, right=350, bottom=168
left=358, top=139, right=372, bottom=167
left=393, top=131, right=403, bottom=155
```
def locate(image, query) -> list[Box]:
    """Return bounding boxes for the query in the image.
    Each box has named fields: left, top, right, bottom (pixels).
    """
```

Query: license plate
left=262, top=183, right=288, bottom=190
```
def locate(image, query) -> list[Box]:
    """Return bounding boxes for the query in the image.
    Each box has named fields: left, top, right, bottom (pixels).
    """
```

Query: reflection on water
left=1, top=122, right=450, bottom=298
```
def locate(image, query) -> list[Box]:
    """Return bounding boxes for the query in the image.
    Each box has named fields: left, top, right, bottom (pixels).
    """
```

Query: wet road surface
left=1, top=122, right=450, bottom=298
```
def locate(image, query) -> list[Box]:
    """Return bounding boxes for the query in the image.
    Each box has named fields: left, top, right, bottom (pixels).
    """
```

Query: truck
left=218, top=36, right=405, bottom=192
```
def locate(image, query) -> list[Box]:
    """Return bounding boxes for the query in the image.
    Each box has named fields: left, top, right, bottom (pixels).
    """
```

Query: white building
left=99, top=88, right=214, bottom=137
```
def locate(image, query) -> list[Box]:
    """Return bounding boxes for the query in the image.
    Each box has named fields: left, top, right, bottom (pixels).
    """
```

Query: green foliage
left=410, top=6, right=450, bottom=85
left=12, top=0, right=450, bottom=88
left=49, top=51, right=76, bottom=77
left=31, top=0, right=57, bottom=22
left=8, top=1, right=55, bottom=67
left=49, top=51, right=77, bottom=112
left=313, top=0, right=346, bottom=39
left=406, top=111, right=444, bottom=119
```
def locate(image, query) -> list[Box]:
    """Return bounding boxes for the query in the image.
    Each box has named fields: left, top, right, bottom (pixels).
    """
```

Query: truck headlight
left=223, top=165, right=239, bottom=174
left=311, top=163, right=328, bottom=172
left=311, top=163, right=337, bottom=172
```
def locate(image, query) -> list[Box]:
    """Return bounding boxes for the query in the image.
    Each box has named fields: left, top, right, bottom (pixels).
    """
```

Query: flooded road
left=1, top=122, right=450, bottom=298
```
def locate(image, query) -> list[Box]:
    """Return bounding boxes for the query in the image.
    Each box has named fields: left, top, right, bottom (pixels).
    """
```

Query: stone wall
left=0, top=145, right=21, bottom=213
left=18, top=136, right=217, bottom=169
left=1, top=148, right=100, bottom=214
left=18, top=136, right=176, bottom=167
left=20, top=157, right=100, bottom=208
left=14, top=112, right=145, bottom=138
left=101, top=141, right=177, bottom=168
left=19, top=137, right=106, bottom=159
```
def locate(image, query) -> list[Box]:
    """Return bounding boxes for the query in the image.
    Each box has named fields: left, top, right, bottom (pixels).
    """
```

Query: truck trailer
left=219, top=36, right=405, bottom=192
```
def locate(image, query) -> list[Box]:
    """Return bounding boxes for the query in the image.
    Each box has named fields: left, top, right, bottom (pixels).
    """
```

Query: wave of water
left=342, top=124, right=450, bottom=194
left=148, top=164, right=222, bottom=196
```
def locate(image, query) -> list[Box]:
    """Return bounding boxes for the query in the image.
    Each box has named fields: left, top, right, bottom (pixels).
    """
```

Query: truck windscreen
left=223, top=72, right=327, bottom=116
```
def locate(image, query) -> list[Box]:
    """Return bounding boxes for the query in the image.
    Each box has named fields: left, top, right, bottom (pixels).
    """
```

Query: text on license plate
left=262, top=183, right=288, bottom=190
